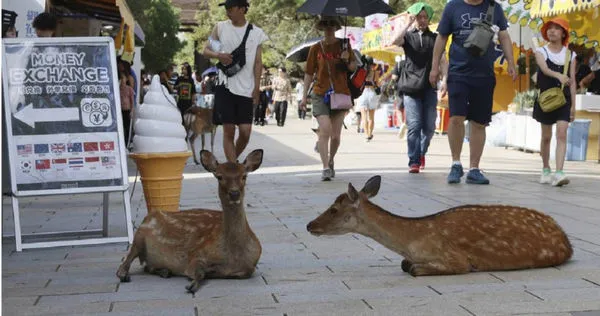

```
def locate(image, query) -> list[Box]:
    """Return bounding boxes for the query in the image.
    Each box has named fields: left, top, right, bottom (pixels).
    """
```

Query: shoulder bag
left=463, top=0, right=496, bottom=57
left=538, top=49, right=571, bottom=113
left=320, top=41, right=353, bottom=110
left=216, top=24, right=253, bottom=77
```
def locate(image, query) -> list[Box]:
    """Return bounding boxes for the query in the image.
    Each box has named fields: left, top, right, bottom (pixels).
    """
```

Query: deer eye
left=242, top=175, right=247, bottom=180
left=216, top=175, right=223, bottom=181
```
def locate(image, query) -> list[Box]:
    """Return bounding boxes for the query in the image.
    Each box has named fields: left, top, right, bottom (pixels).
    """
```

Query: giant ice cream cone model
left=130, top=75, right=191, bottom=212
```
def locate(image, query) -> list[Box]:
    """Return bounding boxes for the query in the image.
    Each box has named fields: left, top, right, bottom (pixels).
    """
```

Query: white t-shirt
left=536, top=45, right=576, bottom=66
left=216, top=20, right=269, bottom=98
left=295, top=82, right=304, bottom=101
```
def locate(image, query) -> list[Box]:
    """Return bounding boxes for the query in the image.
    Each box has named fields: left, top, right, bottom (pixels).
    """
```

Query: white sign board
left=2, top=37, right=128, bottom=196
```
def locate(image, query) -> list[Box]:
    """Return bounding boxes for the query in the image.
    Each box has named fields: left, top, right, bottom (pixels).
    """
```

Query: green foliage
left=173, top=35, right=195, bottom=66
left=126, top=0, right=183, bottom=72
left=513, top=89, right=538, bottom=111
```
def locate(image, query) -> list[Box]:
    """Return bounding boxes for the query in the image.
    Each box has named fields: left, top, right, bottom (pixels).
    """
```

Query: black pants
left=274, top=101, right=288, bottom=126
left=254, top=92, right=267, bottom=124
left=297, top=100, right=306, bottom=119
left=122, top=110, right=132, bottom=146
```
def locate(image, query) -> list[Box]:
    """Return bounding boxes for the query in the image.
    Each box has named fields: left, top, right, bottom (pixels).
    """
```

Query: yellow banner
left=530, top=0, right=600, bottom=17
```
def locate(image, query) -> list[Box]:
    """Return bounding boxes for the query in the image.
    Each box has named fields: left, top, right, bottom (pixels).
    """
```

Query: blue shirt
left=437, top=0, right=508, bottom=78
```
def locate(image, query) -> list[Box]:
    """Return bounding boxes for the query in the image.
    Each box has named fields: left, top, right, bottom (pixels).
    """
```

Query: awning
left=530, top=0, right=600, bottom=17
left=134, top=23, right=145, bottom=45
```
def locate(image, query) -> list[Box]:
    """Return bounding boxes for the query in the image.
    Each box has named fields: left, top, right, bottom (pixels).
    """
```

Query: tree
left=126, top=0, right=183, bottom=73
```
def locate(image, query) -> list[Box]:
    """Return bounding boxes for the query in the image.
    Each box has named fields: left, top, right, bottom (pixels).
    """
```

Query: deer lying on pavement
left=184, top=107, right=216, bottom=164
left=307, top=175, right=572, bottom=276
left=116, top=149, right=263, bottom=293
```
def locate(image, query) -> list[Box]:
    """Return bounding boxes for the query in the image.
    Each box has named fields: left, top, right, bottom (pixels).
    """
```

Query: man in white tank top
left=203, top=0, right=269, bottom=162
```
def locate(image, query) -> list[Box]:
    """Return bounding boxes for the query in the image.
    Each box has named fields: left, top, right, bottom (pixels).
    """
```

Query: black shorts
left=213, top=85, right=254, bottom=125
left=447, top=75, right=495, bottom=125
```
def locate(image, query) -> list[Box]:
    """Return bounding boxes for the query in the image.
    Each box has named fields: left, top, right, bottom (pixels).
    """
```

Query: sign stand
left=8, top=191, right=134, bottom=251
left=2, top=37, right=135, bottom=251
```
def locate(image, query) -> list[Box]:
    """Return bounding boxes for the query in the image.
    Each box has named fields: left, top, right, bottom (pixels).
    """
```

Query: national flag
left=99, top=141, right=115, bottom=151
left=84, top=142, right=99, bottom=152
left=51, top=143, right=66, bottom=153
left=101, top=156, right=116, bottom=166
left=35, top=159, right=51, bottom=170
left=20, top=160, right=32, bottom=173
left=68, top=157, right=84, bottom=168
left=52, top=158, right=67, bottom=164
left=85, top=156, right=100, bottom=163
left=67, top=143, right=82, bottom=152
left=17, top=144, right=33, bottom=155
left=34, top=144, right=49, bottom=154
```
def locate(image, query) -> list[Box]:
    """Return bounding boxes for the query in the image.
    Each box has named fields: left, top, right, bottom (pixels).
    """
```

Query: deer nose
left=306, top=222, right=313, bottom=231
left=228, top=190, right=241, bottom=201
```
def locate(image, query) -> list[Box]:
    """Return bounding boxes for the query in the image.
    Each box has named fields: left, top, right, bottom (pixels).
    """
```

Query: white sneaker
left=551, top=172, right=570, bottom=187
left=539, top=170, right=552, bottom=184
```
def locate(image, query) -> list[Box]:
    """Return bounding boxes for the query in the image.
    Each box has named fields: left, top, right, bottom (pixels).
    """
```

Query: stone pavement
left=3, top=116, right=600, bottom=316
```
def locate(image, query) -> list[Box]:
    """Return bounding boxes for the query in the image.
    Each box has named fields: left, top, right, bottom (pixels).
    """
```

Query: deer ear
left=347, top=183, right=359, bottom=202
left=361, top=175, right=381, bottom=198
left=243, top=149, right=263, bottom=172
left=200, top=150, right=218, bottom=173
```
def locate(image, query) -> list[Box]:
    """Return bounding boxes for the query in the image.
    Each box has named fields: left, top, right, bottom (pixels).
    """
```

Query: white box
left=575, top=94, right=600, bottom=112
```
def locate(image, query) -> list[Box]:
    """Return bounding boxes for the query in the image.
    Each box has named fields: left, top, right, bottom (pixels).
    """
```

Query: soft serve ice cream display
left=129, top=75, right=191, bottom=212
left=132, top=75, right=187, bottom=152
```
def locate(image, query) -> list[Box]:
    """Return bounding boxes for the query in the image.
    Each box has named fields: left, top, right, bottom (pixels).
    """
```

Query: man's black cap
left=219, top=0, right=249, bottom=8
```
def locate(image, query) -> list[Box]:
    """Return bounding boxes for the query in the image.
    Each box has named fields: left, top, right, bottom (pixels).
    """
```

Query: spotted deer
left=307, top=176, right=572, bottom=276
left=184, top=107, right=216, bottom=164
left=116, top=149, right=263, bottom=293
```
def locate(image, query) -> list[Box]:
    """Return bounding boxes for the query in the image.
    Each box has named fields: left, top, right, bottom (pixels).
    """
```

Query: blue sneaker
left=447, top=164, right=464, bottom=184
left=466, top=169, right=490, bottom=185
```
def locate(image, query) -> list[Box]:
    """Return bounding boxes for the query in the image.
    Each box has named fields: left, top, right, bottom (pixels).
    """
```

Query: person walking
left=203, top=0, right=268, bottom=162
left=533, top=18, right=576, bottom=187
left=295, top=80, right=306, bottom=119
left=391, top=3, right=445, bottom=173
left=355, top=57, right=381, bottom=142
left=255, top=67, right=270, bottom=125
left=174, top=63, right=197, bottom=120
left=299, top=16, right=357, bottom=181
left=119, top=72, right=135, bottom=147
left=32, top=12, right=57, bottom=37
left=272, top=67, right=292, bottom=126
left=430, top=0, right=517, bottom=184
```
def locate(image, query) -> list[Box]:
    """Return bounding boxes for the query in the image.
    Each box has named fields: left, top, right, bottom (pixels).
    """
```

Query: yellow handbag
left=538, top=50, right=571, bottom=113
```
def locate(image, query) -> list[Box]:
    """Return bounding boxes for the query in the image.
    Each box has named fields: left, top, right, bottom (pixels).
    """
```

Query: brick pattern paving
left=3, top=117, right=600, bottom=315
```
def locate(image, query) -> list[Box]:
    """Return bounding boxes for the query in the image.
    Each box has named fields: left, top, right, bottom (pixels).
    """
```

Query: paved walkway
left=3, top=115, right=600, bottom=316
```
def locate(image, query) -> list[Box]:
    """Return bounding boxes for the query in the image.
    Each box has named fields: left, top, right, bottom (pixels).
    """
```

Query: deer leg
left=185, top=266, right=206, bottom=294
left=201, top=133, right=206, bottom=151
left=401, top=259, right=413, bottom=273
left=190, top=133, right=199, bottom=165
left=408, top=256, right=471, bottom=276
left=116, top=242, right=142, bottom=282
left=210, top=127, right=216, bottom=153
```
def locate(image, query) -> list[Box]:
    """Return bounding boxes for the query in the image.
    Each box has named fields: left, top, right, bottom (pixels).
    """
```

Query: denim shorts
left=447, top=75, right=496, bottom=125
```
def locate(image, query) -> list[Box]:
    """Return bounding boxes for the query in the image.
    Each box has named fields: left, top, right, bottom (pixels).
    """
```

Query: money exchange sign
left=2, top=37, right=127, bottom=195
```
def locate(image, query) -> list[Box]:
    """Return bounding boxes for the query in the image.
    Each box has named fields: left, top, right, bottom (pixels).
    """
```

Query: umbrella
left=286, top=36, right=323, bottom=62
left=297, top=0, right=394, bottom=17
left=201, top=66, right=218, bottom=77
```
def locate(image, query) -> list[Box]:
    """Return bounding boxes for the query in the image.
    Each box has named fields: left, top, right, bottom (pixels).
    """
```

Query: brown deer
left=307, top=176, right=572, bottom=276
left=184, top=107, right=216, bottom=164
left=116, top=149, right=263, bottom=293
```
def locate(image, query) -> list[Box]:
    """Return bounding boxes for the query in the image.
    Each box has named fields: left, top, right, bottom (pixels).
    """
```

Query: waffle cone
left=129, top=151, right=192, bottom=213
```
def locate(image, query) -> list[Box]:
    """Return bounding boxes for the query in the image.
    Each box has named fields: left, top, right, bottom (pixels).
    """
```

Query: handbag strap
left=485, top=0, right=495, bottom=24
left=320, top=40, right=336, bottom=91
left=239, top=23, right=253, bottom=50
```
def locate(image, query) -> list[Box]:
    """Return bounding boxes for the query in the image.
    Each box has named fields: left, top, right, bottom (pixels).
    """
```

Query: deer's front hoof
left=119, top=275, right=131, bottom=282
left=157, top=268, right=172, bottom=278
left=401, top=259, right=413, bottom=273
left=185, top=281, right=200, bottom=294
